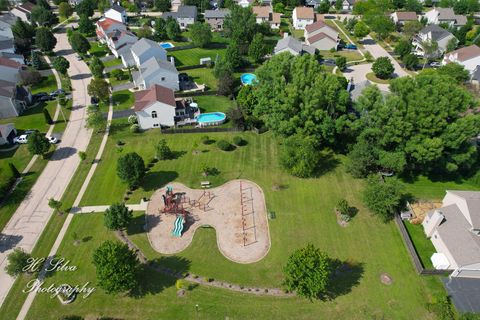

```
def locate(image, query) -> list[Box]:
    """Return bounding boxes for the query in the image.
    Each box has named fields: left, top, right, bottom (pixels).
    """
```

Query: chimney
left=423, top=210, right=445, bottom=238
left=170, top=56, right=175, bottom=66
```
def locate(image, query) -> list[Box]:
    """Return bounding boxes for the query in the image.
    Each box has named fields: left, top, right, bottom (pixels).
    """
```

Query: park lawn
left=320, top=49, right=363, bottom=62
left=103, top=58, right=122, bottom=68
left=170, top=46, right=226, bottom=67
left=31, top=75, right=57, bottom=94
left=69, top=127, right=447, bottom=319
left=112, top=89, right=134, bottom=111
left=404, top=221, right=436, bottom=269
left=186, top=67, right=218, bottom=90
left=193, top=95, right=234, bottom=113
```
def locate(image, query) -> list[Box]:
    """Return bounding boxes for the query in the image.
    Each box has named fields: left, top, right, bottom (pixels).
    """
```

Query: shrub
left=232, top=136, right=246, bottom=146
left=127, top=115, right=138, bottom=124
left=78, top=151, right=87, bottom=161
left=5, top=248, right=32, bottom=277
left=130, top=124, right=140, bottom=133
left=201, top=135, right=210, bottom=144
left=217, top=139, right=234, bottom=151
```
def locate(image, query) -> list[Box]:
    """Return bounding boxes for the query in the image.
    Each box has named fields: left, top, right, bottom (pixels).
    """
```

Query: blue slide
left=172, top=216, right=184, bottom=237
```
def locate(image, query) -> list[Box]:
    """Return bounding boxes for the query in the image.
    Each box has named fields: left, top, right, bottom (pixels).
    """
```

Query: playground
left=145, top=179, right=271, bottom=264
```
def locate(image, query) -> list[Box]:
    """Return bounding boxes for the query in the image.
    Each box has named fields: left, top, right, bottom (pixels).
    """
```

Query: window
left=161, top=77, right=165, bottom=81
left=151, top=111, right=157, bottom=118
left=153, top=124, right=159, bottom=127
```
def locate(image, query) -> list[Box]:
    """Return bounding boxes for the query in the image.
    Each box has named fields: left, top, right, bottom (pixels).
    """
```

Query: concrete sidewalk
left=72, top=200, right=149, bottom=213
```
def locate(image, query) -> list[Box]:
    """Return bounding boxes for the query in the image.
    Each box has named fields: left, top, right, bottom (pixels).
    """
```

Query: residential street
left=362, top=35, right=409, bottom=78
left=0, top=26, right=93, bottom=307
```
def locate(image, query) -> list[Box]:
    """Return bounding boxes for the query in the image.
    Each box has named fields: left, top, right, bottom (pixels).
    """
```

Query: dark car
left=345, top=44, right=357, bottom=50
left=91, top=96, right=99, bottom=105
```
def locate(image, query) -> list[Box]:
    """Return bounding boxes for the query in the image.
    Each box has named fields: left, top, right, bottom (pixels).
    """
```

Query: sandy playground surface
left=145, top=179, right=271, bottom=264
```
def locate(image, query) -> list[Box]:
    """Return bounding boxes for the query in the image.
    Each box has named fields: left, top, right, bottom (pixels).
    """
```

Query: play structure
left=146, top=180, right=271, bottom=264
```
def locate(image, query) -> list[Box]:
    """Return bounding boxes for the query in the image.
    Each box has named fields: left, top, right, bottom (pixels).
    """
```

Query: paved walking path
left=0, top=28, right=93, bottom=308
left=71, top=200, right=149, bottom=214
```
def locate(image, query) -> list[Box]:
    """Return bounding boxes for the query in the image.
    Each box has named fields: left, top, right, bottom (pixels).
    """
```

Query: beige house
left=304, top=20, right=338, bottom=51
left=252, top=6, right=281, bottom=29
left=443, top=45, right=480, bottom=74
left=292, top=7, right=315, bottom=30
left=390, top=11, right=418, bottom=25
left=204, top=9, right=230, bottom=30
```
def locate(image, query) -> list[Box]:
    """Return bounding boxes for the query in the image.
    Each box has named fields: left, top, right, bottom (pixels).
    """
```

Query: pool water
left=196, top=112, right=226, bottom=125
left=241, top=73, right=257, bottom=85
left=160, top=42, right=175, bottom=49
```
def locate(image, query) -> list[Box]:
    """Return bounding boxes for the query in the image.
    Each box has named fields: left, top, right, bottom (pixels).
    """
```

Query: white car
left=46, top=136, right=58, bottom=144
left=13, top=135, right=28, bottom=144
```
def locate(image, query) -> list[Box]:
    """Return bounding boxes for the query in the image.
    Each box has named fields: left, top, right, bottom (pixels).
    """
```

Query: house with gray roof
left=424, top=7, right=467, bottom=27
left=0, top=79, right=31, bottom=119
left=422, top=190, right=480, bottom=277
left=129, top=38, right=167, bottom=68
left=133, top=57, right=179, bottom=91
left=162, top=6, right=197, bottom=29
left=105, top=4, right=127, bottom=23
left=204, top=9, right=230, bottom=30
left=412, top=24, right=456, bottom=57
left=274, top=35, right=315, bottom=56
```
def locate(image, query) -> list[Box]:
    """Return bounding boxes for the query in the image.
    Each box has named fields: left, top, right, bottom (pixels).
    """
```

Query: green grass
left=404, top=221, right=436, bottom=269
left=112, top=89, right=134, bottom=111
left=366, top=72, right=391, bottom=84
left=402, top=175, right=480, bottom=200
left=185, top=67, right=218, bottom=90
left=320, top=50, right=364, bottom=62
left=23, top=126, right=448, bottom=319
left=103, top=58, right=122, bottom=68
left=108, top=70, right=129, bottom=87
left=170, top=46, right=227, bottom=67
left=193, top=95, right=234, bottom=113
left=89, top=42, right=109, bottom=58
left=30, top=75, right=57, bottom=94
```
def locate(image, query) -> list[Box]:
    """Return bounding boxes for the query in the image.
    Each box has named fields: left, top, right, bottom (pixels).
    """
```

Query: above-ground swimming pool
left=160, top=42, right=175, bottom=49
left=241, top=73, right=257, bottom=85
left=196, top=112, right=226, bottom=127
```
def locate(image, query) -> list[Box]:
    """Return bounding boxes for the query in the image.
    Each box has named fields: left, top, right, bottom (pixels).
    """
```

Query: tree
left=37, top=0, right=51, bottom=9
left=9, top=162, right=20, bottom=178
left=69, top=32, right=90, bottom=54
left=48, top=198, right=63, bottom=213
left=446, top=37, right=458, bottom=52
left=154, top=0, right=171, bottom=11
left=31, top=51, right=42, bottom=70
left=403, top=53, right=418, bottom=70
left=52, top=56, right=70, bottom=75
left=421, top=39, right=439, bottom=68
left=335, top=56, right=347, bottom=71
left=353, top=21, right=370, bottom=38
left=78, top=14, right=95, bottom=35
left=35, top=27, right=57, bottom=52
left=21, top=70, right=42, bottom=85
left=104, top=203, right=133, bottom=230
left=213, top=56, right=233, bottom=79
left=437, top=62, right=469, bottom=83
left=248, top=33, right=267, bottom=63
left=279, top=135, right=320, bottom=178
left=372, top=57, right=394, bottom=79
left=27, top=132, right=50, bottom=157
left=116, top=152, right=145, bottom=187
left=317, top=0, right=330, bottom=13
left=75, top=0, right=95, bottom=17
left=404, top=0, right=422, bottom=12
left=225, top=42, right=242, bottom=69
left=136, top=25, right=153, bottom=39
left=12, top=18, right=35, bottom=53
left=392, top=0, right=405, bottom=9
left=394, top=38, right=412, bottom=58
left=5, top=248, right=32, bottom=277
left=236, top=85, right=260, bottom=128
left=190, top=22, right=212, bottom=48
left=87, top=78, right=109, bottom=101
left=363, top=175, right=405, bottom=222
left=58, top=2, right=74, bottom=18
left=86, top=107, right=107, bottom=132
left=335, top=0, right=343, bottom=11
left=402, top=20, right=423, bottom=39
left=43, top=108, right=53, bottom=124
left=97, top=0, right=110, bottom=13
left=367, top=15, right=394, bottom=40
left=0, top=0, right=9, bottom=10
left=110, top=69, right=125, bottom=81
left=166, top=17, right=181, bottom=40
left=90, top=56, right=105, bottom=78
left=155, top=139, right=172, bottom=160
left=223, top=5, right=257, bottom=51
left=31, top=6, right=58, bottom=26
left=283, top=244, right=333, bottom=299
left=183, top=0, right=210, bottom=11
left=92, top=241, right=139, bottom=294
left=217, top=72, right=235, bottom=96
left=153, top=18, right=168, bottom=40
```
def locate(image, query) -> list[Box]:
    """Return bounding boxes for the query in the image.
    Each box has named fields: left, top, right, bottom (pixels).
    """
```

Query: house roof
left=345, top=0, right=355, bottom=4
left=138, top=57, right=178, bottom=86
left=131, top=38, right=165, bottom=58
left=392, top=11, right=417, bottom=21
left=252, top=6, right=271, bottom=18
left=307, top=32, right=336, bottom=44
left=419, top=24, right=453, bottom=41
left=110, top=4, right=125, bottom=13
left=274, top=36, right=315, bottom=55
left=204, top=9, right=230, bottom=19
left=432, top=7, right=456, bottom=20
left=448, top=45, right=480, bottom=62
left=134, top=84, right=176, bottom=111
left=448, top=190, right=480, bottom=229
left=19, top=2, right=35, bottom=12
left=471, top=66, right=480, bottom=81
left=0, top=52, right=24, bottom=61
left=0, top=13, right=17, bottom=26
left=454, top=14, right=468, bottom=26
left=172, top=5, right=197, bottom=18
left=96, top=17, right=124, bottom=32
left=0, top=56, right=21, bottom=68
left=0, top=79, right=15, bottom=98
left=305, top=20, right=327, bottom=33
left=0, top=37, right=14, bottom=51
left=294, top=6, right=314, bottom=19
left=271, top=12, right=281, bottom=24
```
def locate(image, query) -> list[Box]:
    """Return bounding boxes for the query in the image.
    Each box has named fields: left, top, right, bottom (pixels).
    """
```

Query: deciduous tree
left=87, top=78, right=109, bottom=101
left=372, top=57, right=394, bottom=79
left=52, top=56, right=70, bottom=74
left=27, top=132, right=50, bottom=157
left=104, top=203, right=133, bottom=230
left=58, top=2, right=74, bottom=18
left=190, top=22, right=212, bottom=48
left=279, top=135, right=320, bottom=178
left=35, top=27, right=57, bottom=52
left=116, top=152, right=145, bottom=187
left=248, top=33, right=267, bottom=63
left=363, top=175, right=405, bottom=221
left=69, top=32, right=90, bottom=54
left=5, top=248, right=32, bottom=277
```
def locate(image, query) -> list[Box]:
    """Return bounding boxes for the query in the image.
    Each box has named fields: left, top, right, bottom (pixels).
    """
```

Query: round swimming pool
left=240, top=73, right=257, bottom=85
left=196, top=112, right=226, bottom=127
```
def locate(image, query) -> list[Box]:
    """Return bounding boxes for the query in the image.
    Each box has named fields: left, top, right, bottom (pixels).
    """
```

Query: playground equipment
left=172, top=216, right=185, bottom=237
left=240, top=181, right=257, bottom=246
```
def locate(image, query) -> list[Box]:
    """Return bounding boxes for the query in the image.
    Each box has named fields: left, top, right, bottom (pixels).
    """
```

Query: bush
left=232, top=136, right=246, bottom=146
left=279, top=135, right=320, bottom=178
left=127, top=115, right=137, bottom=124
left=372, top=57, right=394, bottom=79
left=363, top=175, right=405, bottom=222
left=216, top=139, right=234, bottom=151
left=5, top=248, right=32, bottom=277
left=130, top=124, right=140, bottom=133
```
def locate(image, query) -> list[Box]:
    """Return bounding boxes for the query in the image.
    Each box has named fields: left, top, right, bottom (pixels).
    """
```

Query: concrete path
left=111, top=82, right=134, bottom=92
left=361, top=36, right=408, bottom=78
left=0, top=27, right=93, bottom=307
left=104, top=64, right=123, bottom=73
left=71, top=200, right=148, bottom=214
left=100, top=54, right=116, bottom=63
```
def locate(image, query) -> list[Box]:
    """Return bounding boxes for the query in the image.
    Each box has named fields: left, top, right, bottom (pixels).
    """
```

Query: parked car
left=24, top=129, right=38, bottom=135
left=90, top=96, right=99, bottom=105
left=429, top=61, right=441, bottom=67
left=50, top=89, right=65, bottom=97
left=345, top=43, right=357, bottom=50
left=46, top=136, right=58, bottom=144
left=13, top=135, right=28, bottom=144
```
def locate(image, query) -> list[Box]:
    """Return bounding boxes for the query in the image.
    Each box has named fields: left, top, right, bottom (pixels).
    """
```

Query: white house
left=304, top=20, right=339, bottom=51
left=292, top=6, right=315, bottom=30
left=390, top=11, right=418, bottom=25
left=0, top=123, right=16, bottom=145
left=10, top=2, right=34, bottom=23
left=252, top=6, right=281, bottom=29
left=96, top=17, right=127, bottom=43
left=134, top=84, right=188, bottom=129
left=424, top=8, right=467, bottom=27
left=106, top=29, right=138, bottom=58
left=132, top=57, right=179, bottom=91
left=412, top=25, right=456, bottom=57
left=442, top=44, right=480, bottom=74
left=236, top=0, right=253, bottom=7
left=342, top=0, right=355, bottom=11
left=104, top=4, right=127, bottom=24
left=162, top=6, right=197, bottom=29
left=130, top=38, right=167, bottom=68
left=422, top=191, right=480, bottom=278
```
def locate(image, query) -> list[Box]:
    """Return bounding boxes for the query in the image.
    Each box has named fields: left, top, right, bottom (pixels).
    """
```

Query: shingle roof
left=110, top=4, right=125, bottom=13
left=274, top=36, right=315, bottom=55
left=448, top=190, right=480, bottom=229
left=392, top=11, right=417, bottom=21
left=455, top=14, right=467, bottom=26
left=204, top=9, right=230, bottom=19
left=448, top=45, right=480, bottom=62
left=19, top=2, right=35, bottom=12
left=305, top=20, right=327, bottom=33
left=252, top=6, right=271, bottom=18
left=434, top=7, right=456, bottom=20
left=176, top=5, right=197, bottom=18
left=130, top=38, right=164, bottom=58
left=0, top=56, right=21, bottom=68
left=294, top=6, right=314, bottom=19
left=307, top=32, right=336, bottom=44
left=0, top=13, right=17, bottom=26
left=419, top=24, right=453, bottom=41
left=138, top=57, right=178, bottom=86
left=0, top=79, right=15, bottom=98
left=134, top=84, right=176, bottom=111
left=97, top=17, right=124, bottom=32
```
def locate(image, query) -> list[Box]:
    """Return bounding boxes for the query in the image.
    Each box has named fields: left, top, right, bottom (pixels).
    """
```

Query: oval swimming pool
left=196, top=112, right=226, bottom=127
left=240, top=73, right=257, bottom=85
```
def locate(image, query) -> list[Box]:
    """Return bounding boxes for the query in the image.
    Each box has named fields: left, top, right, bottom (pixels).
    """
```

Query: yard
left=185, top=67, right=218, bottom=90
left=112, top=89, right=134, bottom=111
left=404, top=221, right=436, bottom=269
left=193, top=95, right=234, bottom=113
left=320, top=49, right=364, bottom=62
left=19, top=126, right=444, bottom=319
left=170, top=46, right=227, bottom=67
left=88, top=42, right=110, bottom=59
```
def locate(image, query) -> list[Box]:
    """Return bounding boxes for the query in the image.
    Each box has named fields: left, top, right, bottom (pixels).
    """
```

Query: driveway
left=0, top=26, right=93, bottom=306
left=361, top=36, right=408, bottom=78
left=343, top=63, right=390, bottom=92
left=112, top=82, right=134, bottom=92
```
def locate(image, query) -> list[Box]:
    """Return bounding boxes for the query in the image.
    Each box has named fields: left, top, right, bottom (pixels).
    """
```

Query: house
left=130, top=38, right=167, bottom=67
left=162, top=6, right=197, bottom=29
left=10, top=2, right=34, bottom=23
left=0, top=13, right=18, bottom=27
left=0, top=123, right=16, bottom=145
left=422, top=190, right=480, bottom=278
left=69, top=0, right=83, bottom=5
left=0, top=57, right=22, bottom=83
left=305, top=0, right=321, bottom=9
left=134, top=84, right=189, bottom=129
left=342, top=0, right=355, bottom=11
left=0, top=79, right=31, bottom=119
left=390, top=11, right=418, bottom=25
left=442, top=45, right=480, bottom=74
left=292, top=7, right=315, bottom=30
left=236, top=0, right=253, bottom=7
left=252, top=6, right=281, bottom=29
left=0, top=36, right=14, bottom=54
left=412, top=25, right=456, bottom=57
left=104, top=4, right=127, bottom=24
left=424, top=8, right=467, bottom=27
left=274, top=35, right=315, bottom=56
left=171, top=0, right=182, bottom=11
left=106, top=29, right=138, bottom=58
left=96, top=17, right=127, bottom=43
left=0, top=52, right=24, bottom=64
left=470, top=66, right=480, bottom=86
left=133, top=57, right=179, bottom=91
left=204, top=9, right=230, bottom=30
left=304, top=20, right=338, bottom=51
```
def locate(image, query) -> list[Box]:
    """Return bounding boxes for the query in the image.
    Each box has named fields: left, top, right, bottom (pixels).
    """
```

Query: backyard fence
left=161, top=127, right=241, bottom=134
left=167, top=44, right=196, bottom=52
left=176, top=90, right=219, bottom=97
left=177, top=65, right=208, bottom=71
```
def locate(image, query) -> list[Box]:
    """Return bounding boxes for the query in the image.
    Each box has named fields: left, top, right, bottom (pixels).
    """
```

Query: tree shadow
left=327, top=260, right=364, bottom=299
left=313, top=152, right=341, bottom=177
left=109, top=121, right=130, bottom=135
left=82, top=236, right=92, bottom=243
left=50, top=146, right=77, bottom=161
left=169, top=150, right=187, bottom=160
left=127, top=213, right=147, bottom=236
left=0, top=234, right=23, bottom=253
left=139, top=171, right=179, bottom=192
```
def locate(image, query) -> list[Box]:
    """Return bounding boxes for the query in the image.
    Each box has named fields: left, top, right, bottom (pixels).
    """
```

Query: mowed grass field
left=20, top=125, right=448, bottom=319
left=170, top=46, right=226, bottom=67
